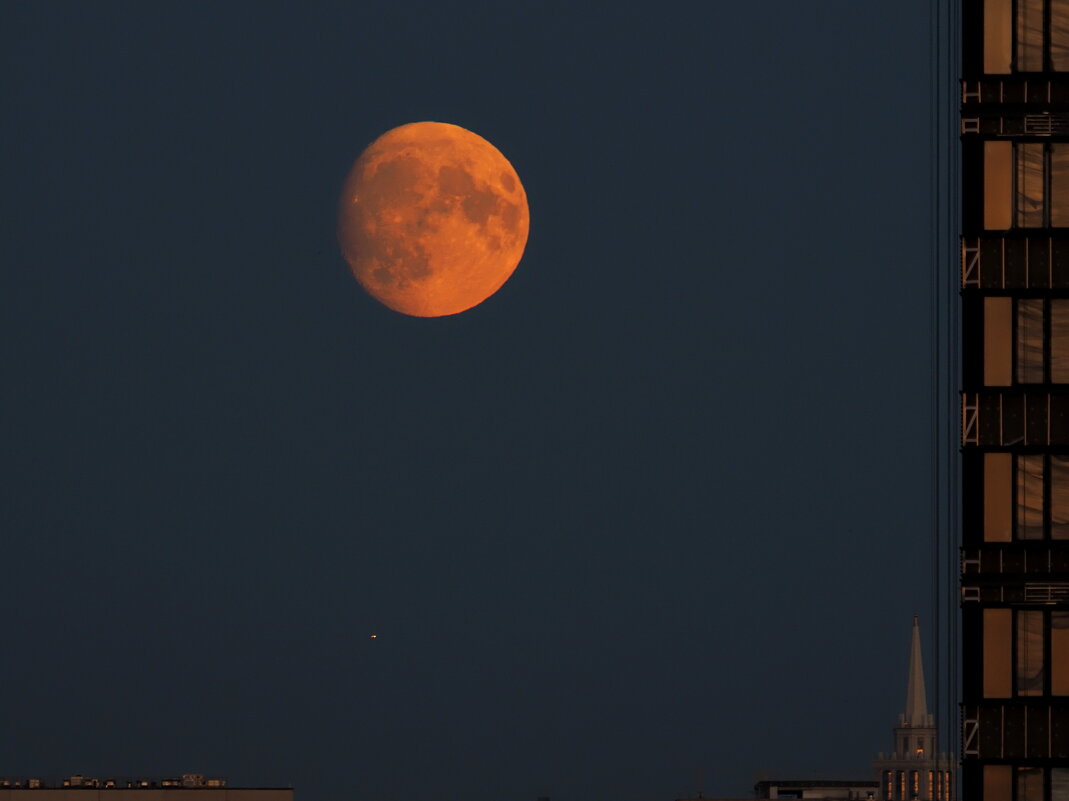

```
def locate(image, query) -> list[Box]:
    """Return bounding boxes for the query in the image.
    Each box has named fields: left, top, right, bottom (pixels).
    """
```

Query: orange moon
left=337, top=121, right=530, bottom=317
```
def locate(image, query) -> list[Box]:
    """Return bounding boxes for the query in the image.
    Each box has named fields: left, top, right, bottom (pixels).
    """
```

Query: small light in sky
left=369, top=634, right=378, bottom=639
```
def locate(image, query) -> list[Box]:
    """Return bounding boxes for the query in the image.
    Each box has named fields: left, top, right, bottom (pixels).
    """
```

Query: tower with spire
left=873, top=618, right=954, bottom=801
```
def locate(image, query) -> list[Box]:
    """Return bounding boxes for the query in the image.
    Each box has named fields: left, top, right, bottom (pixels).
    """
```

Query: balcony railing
left=961, top=112, right=1069, bottom=135
left=960, top=702, right=1069, bottom=760
left=962, top=235, right=1069, bottom=289
left=961, top=77, right=1069, bottom=105
left=961, top=390, right=1069, bottom=446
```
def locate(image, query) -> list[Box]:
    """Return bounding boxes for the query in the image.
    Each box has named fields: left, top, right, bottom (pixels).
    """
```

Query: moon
left=337, top=122, right=530, bottom=317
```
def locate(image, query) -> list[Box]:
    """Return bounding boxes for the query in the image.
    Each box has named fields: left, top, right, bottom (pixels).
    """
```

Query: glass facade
left=984, top=142, right=1069, bottom=229
left=984, top=0, right=1069, bottom=72
left=964, top=4, right=1069, bottom=799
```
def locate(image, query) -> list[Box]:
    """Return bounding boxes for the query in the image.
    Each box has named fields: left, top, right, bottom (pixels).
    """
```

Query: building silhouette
left=0, top=775, right=291, bottom=801
left=677, top=620, right=944, bottom=801
left=873, top=618, right=954, bottom=801
left=961, top=3, right=1069, bottom=800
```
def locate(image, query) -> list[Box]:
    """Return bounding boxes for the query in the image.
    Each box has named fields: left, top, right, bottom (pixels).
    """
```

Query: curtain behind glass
left=1053, top=301, right=1069, bottom=382
left=1018, top=0, right=1045, bottom=70
left=1054, top=0, right=1069, bottom=71
left=1017, top=144, right=1046, bottom=227
left=1017, top=299, right=1045, bottom=383
left=1054, top=769, right=1069, bottom=801
left=1017, top=454, right=1045, bottom=539
left=1018, top=767, right=1044, bottom=801
left=1053, top=457, right=1069, bottom=539
left=1053, top=613, right=1069, bottom=695
left=1017, top=610, right=1045, bottom=696
left=1054, top=147, right=1069, bottom=227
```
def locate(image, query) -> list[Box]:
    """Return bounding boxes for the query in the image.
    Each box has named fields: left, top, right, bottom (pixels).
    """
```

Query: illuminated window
left=985, top=142, right=1013, bottom=229
left=984, top=0, right=1069, bottom=72
left=1017, top=609, right=1046, bottom=695
left=984, top=608, right=1013, bottom=698
left=1013, top=454, right=1069, bottom=540
left=985, top=452, right=1013, bottom=542
left=1053, top=612, right=1069, bottom=695
left=1017, top=299, right=1044, bottom=382
left=1017, top=453, right=1045, bottom=539
left=1018, top=767, right=1043, bottom=801
left=983, top=609, right=1069, bottom=698
left=984, top=142, right=1069, bottom=230
left=979, top=297, right=1069, bottom=388
left=984, top=766, right=1012, bottom=801
left=1053, top=768, right=1069, bottom=801
left=984, top=297, right=1012, bottom=386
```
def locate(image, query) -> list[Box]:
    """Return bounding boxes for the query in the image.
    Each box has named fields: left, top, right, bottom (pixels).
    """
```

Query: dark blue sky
left=4, top=3, right=946, bottom=801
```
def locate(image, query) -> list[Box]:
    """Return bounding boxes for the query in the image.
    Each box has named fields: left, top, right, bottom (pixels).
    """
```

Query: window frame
left=983, top=141, right=1069, bottom=231
left=1011, top=452, right=1069, bottom=540
left=985, top=0, right=1069, bottom=73
left=987, top=609, right=1069, bottom=698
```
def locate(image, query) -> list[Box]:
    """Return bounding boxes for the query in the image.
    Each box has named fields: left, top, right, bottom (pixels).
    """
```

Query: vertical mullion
left=1046, top=452, right=1053, bottom=540
left=1015, top=0, right=1021, bottom=72
left=1046, top=0, right=1053, bottom=70
left=1046, top=297, right=1053, bottom=384
left=1014, top=143, right=1020, bottom=228
left=1014, top=607, right=1020, bottom=699
left=1046, top=144, right=1053, bottom=228
left=1046, top=609, right=1053, bottom=698
left=1014, top=298, right=1020, bottom=384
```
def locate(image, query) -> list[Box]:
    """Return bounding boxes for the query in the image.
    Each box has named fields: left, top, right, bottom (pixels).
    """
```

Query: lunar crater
left=338, top=121, right=529, bottom=317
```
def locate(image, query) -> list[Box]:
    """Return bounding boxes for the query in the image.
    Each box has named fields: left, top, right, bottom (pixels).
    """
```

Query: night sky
left=4, top=3, right=944, bottom=801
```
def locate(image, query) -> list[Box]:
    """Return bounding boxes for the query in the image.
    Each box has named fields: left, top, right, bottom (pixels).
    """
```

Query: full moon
left=337, top=121, right=530, bottom=317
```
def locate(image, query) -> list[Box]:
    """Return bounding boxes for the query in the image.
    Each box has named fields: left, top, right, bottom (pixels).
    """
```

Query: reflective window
left=1018, top=143, right=1046, bottom=227
left=983, top=766, right=1012, bottom=801
left=1053, top=145, right=1069, bottom=226
left=1017, top=299, right=1045, bottom=383
left=986, top=143, right=1069, bottom=230
left=985, top=142, right=1014, bottom=230
left=987, top=298, right=1069, bottom=386
left=1055, top=1, right=1069, bottom=70
left=1053, top=768, right=1069, bottom=801
left=985, top=0, right=1069, bottom=72
left=984, top=611, right=1069, bottom=698
left=1019, top=0, right=1046, bottom=70
left=1054, top=457, right=1069, bottom=538
left=1017, top=609, right=1046, bottom=695
left=985, top=453, right=1013, bottom=542
left=1017, top=454, right=1045, bottom=539
left=1054, top=301, right=1069, bottom=381
left=1018, top=767, right=1044, bottom=801
left=984, top=608, right=1013, bottom=698
left=1011, top=454, right=1069, bottom=540
left=984, top=297, right=1013, bottom=386
left=1052, top=612, right=1069, bottom=695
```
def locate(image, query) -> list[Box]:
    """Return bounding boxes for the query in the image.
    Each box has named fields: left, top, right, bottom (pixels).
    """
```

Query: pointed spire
left=904, top=616, right=930, bottom=727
